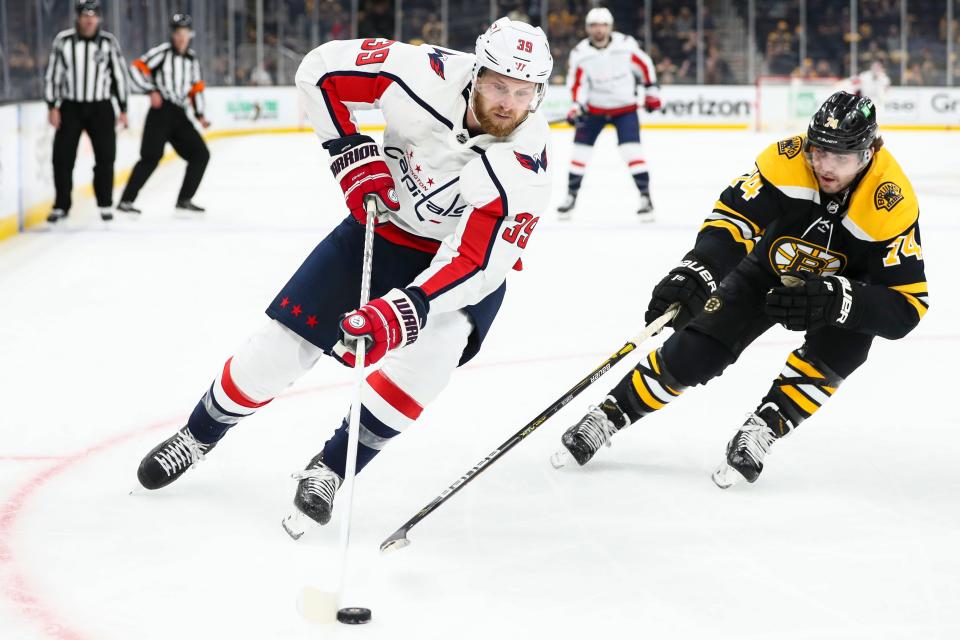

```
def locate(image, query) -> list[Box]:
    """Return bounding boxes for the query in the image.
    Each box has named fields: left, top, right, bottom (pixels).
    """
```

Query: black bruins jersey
left=692, top=134, right=928, bottom=340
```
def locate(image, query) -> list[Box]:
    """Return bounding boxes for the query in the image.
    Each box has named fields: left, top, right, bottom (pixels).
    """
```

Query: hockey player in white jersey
left=558, top=7, right=660, bottom=221
left=135, top=18, right=553, bottom=531
left=848, top=61, right=889, bottom=115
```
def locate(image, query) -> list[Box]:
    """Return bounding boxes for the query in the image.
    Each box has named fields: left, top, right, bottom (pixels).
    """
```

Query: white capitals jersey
left=567, top=32, right=657, bottom=114
left=850, top=68, right=890, bottom=103
left=296, top=39, right=551, bottom=314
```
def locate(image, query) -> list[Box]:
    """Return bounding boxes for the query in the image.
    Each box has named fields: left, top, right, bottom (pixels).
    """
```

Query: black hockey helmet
left=806, top=91, right=878, bottom=153
left=170, top=13, right=193, bottom=30
left=75, top=0, right=101, bottom=15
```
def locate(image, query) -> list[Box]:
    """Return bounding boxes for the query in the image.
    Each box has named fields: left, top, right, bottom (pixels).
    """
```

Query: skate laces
left=736, top=413, right=777, bottom=464
left=575, top=406, right=619, bottom=452
left=154, top=428, right=208, bottom=476
left=292, top=463, right=342, bottom=507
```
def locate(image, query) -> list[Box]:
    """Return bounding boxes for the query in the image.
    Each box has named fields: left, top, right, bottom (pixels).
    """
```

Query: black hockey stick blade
left=379, top=527, right=411, bottom=553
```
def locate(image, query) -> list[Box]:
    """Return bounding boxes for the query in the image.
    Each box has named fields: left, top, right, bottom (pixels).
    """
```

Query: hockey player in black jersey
left=554, top=92, right=928, bottom=487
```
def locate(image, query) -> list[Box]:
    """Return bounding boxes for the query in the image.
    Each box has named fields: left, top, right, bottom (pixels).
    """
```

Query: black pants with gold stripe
left=609, top=255, right=873, bottom=431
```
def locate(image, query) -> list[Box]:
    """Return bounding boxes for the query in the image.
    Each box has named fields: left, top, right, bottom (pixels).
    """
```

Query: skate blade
left=711, top=462, right=746, bottom=489
left=296, top=586, right=338, bottom=623
left=637, top=212, right=656, bottom=223
left=549, top=449, right=572, bottom=469
left=282, top=511, right=314, bottom=541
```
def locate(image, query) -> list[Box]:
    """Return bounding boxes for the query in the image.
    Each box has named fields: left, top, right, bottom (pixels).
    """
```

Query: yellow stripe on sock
left=781, top=384, right=819, bottom=416
left=631, top=370, right=665, bottom=410
left=786, top=353, right=824, bottom=379
left=648, top=351, right=660, bottom=374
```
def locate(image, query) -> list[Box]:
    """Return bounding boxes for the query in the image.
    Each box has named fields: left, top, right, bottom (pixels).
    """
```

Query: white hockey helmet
left=473, top=16, right=553, bottom=112
left=585, top=7, right=614, bottom=26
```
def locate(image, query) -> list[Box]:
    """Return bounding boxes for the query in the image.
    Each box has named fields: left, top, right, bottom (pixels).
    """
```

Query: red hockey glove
left=333, top=287, right=428, bottom=367
left=323, top=134, right=400, bottom=221
left=643, top=94, right=662, bottom=113
left=566, top=103, right=584, bottom=126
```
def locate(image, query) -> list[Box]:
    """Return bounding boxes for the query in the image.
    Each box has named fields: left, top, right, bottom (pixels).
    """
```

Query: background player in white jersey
left=558, top=7, right=661, bottom=221
left=848, top=60, right=890, bottom=117
left=135, top=18, right=553, bottom=532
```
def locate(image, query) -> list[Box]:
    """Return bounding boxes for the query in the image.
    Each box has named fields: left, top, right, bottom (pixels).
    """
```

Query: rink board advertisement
left=0, top=106, right=19, bottom=235
left=3, top=84, right=960, bottom=237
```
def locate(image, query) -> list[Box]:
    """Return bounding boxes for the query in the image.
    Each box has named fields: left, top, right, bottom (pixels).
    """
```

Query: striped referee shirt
left=130, top=42, right=206, bottom=117
left=44, top=28, right=129, bottom=111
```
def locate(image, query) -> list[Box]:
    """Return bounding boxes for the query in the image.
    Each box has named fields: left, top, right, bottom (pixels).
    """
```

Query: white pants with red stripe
left=194, top=312, right=471, bottom=458
left=617, top=142, right=648, bottom=177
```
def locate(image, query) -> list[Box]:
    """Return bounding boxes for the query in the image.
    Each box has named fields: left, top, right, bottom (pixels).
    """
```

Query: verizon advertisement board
left=3, top=84, right=959, bottom=231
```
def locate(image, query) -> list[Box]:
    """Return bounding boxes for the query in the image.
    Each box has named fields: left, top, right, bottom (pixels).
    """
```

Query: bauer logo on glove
left=764, top=272, right=862, bottom=331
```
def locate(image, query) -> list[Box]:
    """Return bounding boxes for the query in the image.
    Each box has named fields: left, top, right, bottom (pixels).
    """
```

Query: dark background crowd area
left=1, top=0, right=956, bottom=102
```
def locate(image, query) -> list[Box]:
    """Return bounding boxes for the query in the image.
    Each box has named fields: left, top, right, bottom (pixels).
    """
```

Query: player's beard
left=472, top=92, right=526, bottom=138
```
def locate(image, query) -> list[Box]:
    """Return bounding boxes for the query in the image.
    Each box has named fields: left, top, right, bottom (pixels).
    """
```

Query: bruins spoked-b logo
left=769, top=237, right=847, bottom=277
left=874, top=181, right=904, bottom=211
left=704, top=296, right=723, bottom=313
left=777, top=136, right=803, bottom=159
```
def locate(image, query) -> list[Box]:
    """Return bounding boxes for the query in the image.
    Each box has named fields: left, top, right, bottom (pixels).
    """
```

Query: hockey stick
left=379, top=305, right=679, bottom=553
left=296, top=195, right=378, bottom=624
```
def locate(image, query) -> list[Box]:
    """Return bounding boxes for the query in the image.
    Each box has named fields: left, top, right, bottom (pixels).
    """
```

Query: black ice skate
left=175, top=200, right=206, bottom=213
left=557, top=193, right=577, bottom=220
left=636, top=192, right=655, bottom=222
left=712, top=413, right=779, bottom=489
left=100, top=208, right=114, bottom=221
left=137, top=426, right=217, bottom=490
left=117, top=201, right=141, bottom=214
left=281, top=453, right=342, bottom=540
left=47, top=208, right=67, bottom=223
left=551, top=405, right=622, bottom=468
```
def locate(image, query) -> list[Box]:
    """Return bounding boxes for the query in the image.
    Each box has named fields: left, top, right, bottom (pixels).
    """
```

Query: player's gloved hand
left=645, top=252, right=718, bottom=330
left=566, top=103, right=585, bottom=126
left=333, top=287, right=429, bottom=367
left=765, top=273, right=862, bottom=331
left=323, top=134, right=400, bottom=222
left=643, top=90, right=662, bottom=113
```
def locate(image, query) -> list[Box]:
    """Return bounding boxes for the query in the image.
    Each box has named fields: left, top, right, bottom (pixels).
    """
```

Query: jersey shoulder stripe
left=755, top=135, right=818, bottom=201
left=844, top=148, right=919, bottom=242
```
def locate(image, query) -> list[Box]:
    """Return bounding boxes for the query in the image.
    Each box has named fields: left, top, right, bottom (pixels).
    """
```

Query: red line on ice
left=3, top=337, right=957, bottom=638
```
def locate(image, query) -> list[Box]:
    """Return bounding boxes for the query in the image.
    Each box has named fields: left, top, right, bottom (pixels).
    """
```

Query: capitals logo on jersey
left=515, top=147, right=548, bottom=173
left=427, top=48, right=448, bottom=79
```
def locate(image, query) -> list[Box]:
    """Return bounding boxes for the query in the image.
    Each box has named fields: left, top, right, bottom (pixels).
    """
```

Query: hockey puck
left=337, top=607, right=372, bottom=625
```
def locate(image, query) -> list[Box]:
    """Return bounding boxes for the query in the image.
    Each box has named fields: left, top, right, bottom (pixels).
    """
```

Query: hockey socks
left=321, top=370, right=423, bottom=477
left=187, top=357, right=273, bottom=444
left=762, top=347, right=844, bottom=432
left=632, top=171, right=650, bottom=193
left=606, top=348, right=688, bottom=425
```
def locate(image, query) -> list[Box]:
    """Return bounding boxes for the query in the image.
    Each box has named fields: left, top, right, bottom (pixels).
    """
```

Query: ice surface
left=1, top=127, right=958, bottom=640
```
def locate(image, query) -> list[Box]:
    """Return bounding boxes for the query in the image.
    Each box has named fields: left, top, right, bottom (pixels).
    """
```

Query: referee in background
left=44, top=0, right=129, bottom=223
left=119, top=13, right=210, bottom=215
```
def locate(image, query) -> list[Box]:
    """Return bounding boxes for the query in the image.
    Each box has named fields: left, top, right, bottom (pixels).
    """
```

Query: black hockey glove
left=645, top=252, right=719, bottom=330
left=765, top=273, right=863, bottom=331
